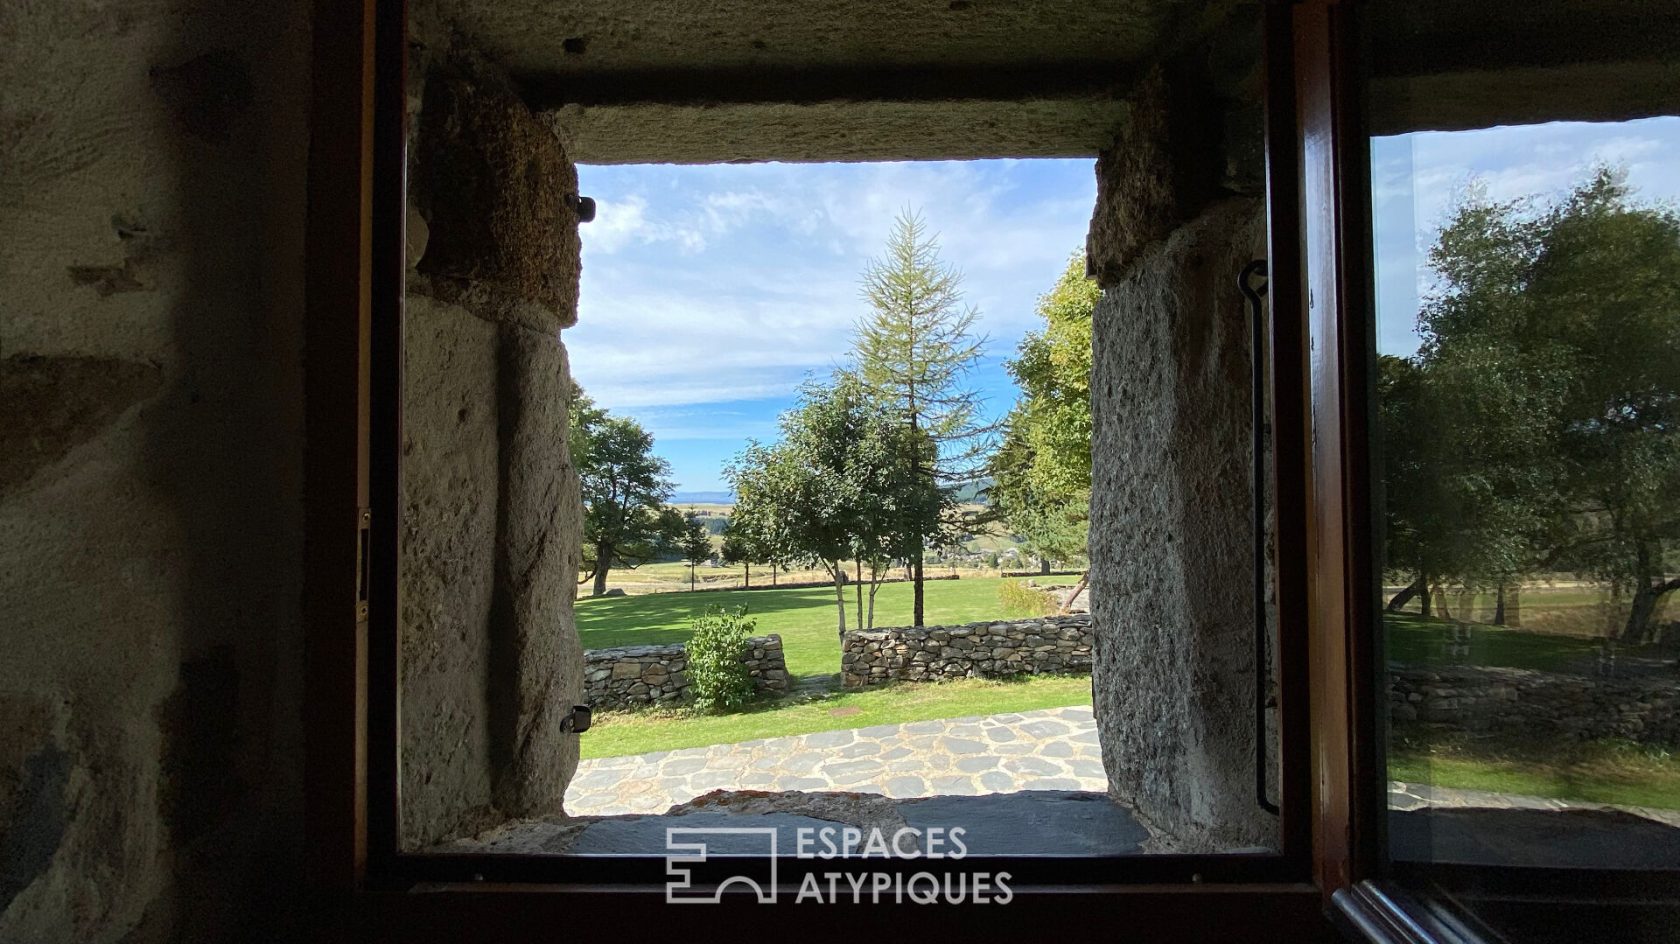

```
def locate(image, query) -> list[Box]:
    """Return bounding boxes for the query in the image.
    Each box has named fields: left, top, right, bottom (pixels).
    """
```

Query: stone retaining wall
left=841, top=616, right=1094, bottom=688
left=584, top=635, right=789, bottom=709
left=1390, top=664, right=1680, bottom=746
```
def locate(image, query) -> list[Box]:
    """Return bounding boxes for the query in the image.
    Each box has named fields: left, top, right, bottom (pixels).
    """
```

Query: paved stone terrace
left=565, top=705, right=1106, bottom=815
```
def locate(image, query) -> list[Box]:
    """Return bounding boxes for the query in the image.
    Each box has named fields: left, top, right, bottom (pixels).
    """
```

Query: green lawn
left=576, top=575, right=1035, bottom=678
left=1384, top=613, right=1613, bottom=671
left=581, top=674, right=1092, bottom=759
left=1391, top=736, right=1680, bottom=810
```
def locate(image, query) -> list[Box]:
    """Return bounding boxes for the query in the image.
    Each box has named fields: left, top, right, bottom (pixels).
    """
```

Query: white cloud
left=1371, top=116, right=1680, bottom=356
left=568, top=159, right=1096, bottom=414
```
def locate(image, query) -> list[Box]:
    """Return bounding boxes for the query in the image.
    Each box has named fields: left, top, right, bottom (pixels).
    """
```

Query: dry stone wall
left=1390, top=664, right=1680, bottom=746
left=585, top=635, right=790, bottom=709
left=840, top=616, right=1094, bottom=688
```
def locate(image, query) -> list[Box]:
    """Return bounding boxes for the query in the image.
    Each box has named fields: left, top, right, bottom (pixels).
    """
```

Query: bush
left=687, top=606, right=758, bottom=713
left=997, top=579, right=1058, bottom=618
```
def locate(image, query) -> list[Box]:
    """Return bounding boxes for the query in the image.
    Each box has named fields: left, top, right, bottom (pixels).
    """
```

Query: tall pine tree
left=850, top=210, right=989, bottom=626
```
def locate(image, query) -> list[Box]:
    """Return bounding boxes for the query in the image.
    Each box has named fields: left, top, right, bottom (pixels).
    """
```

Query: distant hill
left=671, top=491, right=736, bottom=505
left=951, top=477, right=993, bottom=505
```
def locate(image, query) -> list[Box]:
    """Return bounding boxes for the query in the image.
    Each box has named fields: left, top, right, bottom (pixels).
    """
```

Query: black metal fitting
left=560, top=704, right=593, bottom=734
left=573, top=194, right=596, bottom=224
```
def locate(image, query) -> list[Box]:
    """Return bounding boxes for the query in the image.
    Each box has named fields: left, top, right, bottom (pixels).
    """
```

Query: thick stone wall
left=1390, top=665, right=1680, bottom=746
left=1086, top=40, right=1274, bottom=851
left=398, top=40, right=587, bottom=848
left=0, top=1, right=312, bottom=940
left=840, top=617, right=1094, bottom=688
left=584, top=635, right=790, bottom=709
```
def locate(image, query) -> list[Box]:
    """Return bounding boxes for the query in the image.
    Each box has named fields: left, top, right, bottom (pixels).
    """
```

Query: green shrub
left=687, top=606, right=758, bottom=713
left=997, top=579, right=1057, bottom=618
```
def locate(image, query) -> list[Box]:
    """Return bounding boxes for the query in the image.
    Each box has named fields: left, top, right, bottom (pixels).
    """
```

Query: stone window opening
left=383, top=0, right=1288, bottom=872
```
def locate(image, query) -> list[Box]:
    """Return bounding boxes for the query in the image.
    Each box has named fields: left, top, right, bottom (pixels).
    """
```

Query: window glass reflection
left=1373, top=116, right=1680, bottom=868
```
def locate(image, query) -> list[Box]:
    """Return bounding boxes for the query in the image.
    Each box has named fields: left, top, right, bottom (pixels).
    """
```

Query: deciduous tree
left=569, top=387, right=685, bottom=596
left=1383, top=169, right=1680, bottom=640
left=989, top=253, right=1097, bottom=574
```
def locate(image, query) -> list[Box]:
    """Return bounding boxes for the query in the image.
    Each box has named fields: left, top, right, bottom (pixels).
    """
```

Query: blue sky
left=1372, top=116, right=1680, bottom=357
left=568, top=159, right=1097, bottom=492
left=564, top=119, right=1679, bottom=492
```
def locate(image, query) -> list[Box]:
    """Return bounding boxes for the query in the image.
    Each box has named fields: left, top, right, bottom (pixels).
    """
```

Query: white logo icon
left=665, top=827, right=779, bottom=904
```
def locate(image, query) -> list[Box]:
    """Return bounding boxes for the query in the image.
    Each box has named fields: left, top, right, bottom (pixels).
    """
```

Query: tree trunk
left=910, top=409, right=925, bottom=628
left=1040, top=556, right=1051, bottom=576
left=744, top=561, right=751, bottom=589
left=1621, top=541, right=1680, bottom=645
left=867, top=565, right=881, bottom=629
left=1059, top=572, right=1089, bottom=616
left=830, top=562, right=848, bottom=643
left=1386, top=575, right=1424, bottom=613
left=689, top=562, right=696, bottom=592
left=855, top=559, right=864, bottom=632
left=1624, top=580, right=1680, bottom=645
left=591, top=547, right=611, bottom=597
left=1419, top=579, right=1433, bottom=618
left=1492, top=583, right=1506, bottom=626
left=912, top=551, right=925, bottom=627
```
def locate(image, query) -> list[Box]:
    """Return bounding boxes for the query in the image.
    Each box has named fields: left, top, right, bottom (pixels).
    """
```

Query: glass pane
left=1367, top=0, right=1680, bottom=872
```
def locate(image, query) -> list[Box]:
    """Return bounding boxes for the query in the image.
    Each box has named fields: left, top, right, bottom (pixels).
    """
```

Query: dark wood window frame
left=302, top=0, right=1382, bottom=937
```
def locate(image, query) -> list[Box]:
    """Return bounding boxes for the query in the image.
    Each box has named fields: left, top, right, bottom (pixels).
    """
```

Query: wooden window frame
left=302, top=0, right=1379, bottom=937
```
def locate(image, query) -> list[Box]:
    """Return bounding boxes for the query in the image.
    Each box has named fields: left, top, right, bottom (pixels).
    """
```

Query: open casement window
left=303, top=1, right=1422, bottom=939
left=1329, top=1, right=1680, bottom=942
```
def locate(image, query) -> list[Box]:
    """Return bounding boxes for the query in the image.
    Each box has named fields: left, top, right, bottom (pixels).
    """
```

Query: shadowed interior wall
left=0, top=0, right=311, bottom=939
left=399, top=38, right=587, bottom=850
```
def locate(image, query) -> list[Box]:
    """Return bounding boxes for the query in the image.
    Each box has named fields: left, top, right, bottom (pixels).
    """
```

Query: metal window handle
left=1240, top=259, right=1279, bottom=817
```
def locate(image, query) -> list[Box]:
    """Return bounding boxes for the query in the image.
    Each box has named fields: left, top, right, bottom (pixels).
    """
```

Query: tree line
left=571, top=209, right=1100, bottom=630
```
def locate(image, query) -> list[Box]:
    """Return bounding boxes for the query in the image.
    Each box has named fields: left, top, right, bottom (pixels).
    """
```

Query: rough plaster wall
left=0, top=0, right=310, bottom=940
left=1089, top=198, right=1270, bottom=851
left=399, top=45, right=585, bottom=849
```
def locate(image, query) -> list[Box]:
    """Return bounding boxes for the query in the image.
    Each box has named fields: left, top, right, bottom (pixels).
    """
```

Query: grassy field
left=1385, top=612, right=1672, bottom=672
left=595, top=559, right=1012, bottom=595
left=578, top=584, right=1656, bottom=681
left=1391, top=735, right=1680, bottom=810
left=582, top=674, right=1091, bottom=759
left=1385, top=583, right=1678, bottom=637
left=1385, top=613, right=1609, bottom=671
left=576, top=575, right=1040, bottom=678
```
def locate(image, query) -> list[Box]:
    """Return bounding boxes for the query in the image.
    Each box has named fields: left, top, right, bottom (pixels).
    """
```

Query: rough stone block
left=411, top=56, right=581, bottom=334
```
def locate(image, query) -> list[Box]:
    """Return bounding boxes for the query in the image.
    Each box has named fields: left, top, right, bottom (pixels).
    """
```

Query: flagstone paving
left=565, top=704, right=1106, bottom=815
